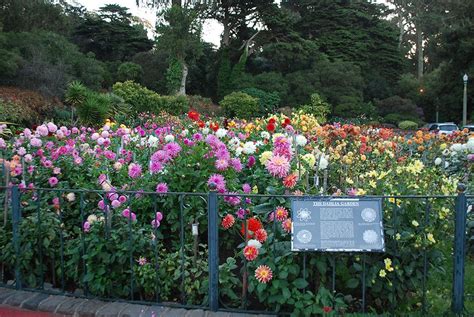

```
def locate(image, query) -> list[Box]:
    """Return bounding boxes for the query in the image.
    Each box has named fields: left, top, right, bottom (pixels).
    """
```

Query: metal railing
left=0, top=185, right=471, bottom=315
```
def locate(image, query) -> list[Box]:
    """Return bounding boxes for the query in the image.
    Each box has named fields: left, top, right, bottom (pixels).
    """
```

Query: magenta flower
left=128, top=163, right=142, bottom=179
left=48, top=177, right=59, bottom=187
left=149, top=161, right=163, bottom=174
left=230, top=158, right=242, bottom=172
left=266, top=154, right=290, bottom=178
left=242, top=183, right=251, bottom=194
left=118, top=195, right=127, bottom=203
left=122, top=208, right=136, bottom=221
left=208, top=174, right=226, bottom=191
left=163, top=142, right=181, bottom=158
left=247, top=156, right=256, bottom=168
left=236, top=208, right=247, bottom=219
left=156, top=183, right=168, bottom=194
left=83, top=221, right=91, bottom=232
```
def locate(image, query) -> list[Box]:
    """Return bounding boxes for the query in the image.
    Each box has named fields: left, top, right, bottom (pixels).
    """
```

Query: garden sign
left=290, top=198, right=385, bottom=252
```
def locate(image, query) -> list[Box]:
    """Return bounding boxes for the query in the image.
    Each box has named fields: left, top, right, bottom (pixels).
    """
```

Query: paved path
left=0, top=288, right=273, bottom=317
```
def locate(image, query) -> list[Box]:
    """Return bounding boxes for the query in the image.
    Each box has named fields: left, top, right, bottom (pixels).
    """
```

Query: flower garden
left=0, top=111, right=473, bottom=315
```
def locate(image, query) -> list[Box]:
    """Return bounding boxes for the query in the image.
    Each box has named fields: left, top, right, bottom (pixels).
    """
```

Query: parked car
left=462, top=124, right=474, bottom=133
left=428, top=122, right=459, bottom=135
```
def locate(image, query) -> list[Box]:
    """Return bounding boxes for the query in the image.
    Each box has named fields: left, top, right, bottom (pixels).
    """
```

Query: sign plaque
left=291, top=198, right=385, bottom=252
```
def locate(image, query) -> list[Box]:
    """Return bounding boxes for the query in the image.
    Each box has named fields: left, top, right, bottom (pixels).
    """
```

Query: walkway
left=0, top=287, right=273, bottom=317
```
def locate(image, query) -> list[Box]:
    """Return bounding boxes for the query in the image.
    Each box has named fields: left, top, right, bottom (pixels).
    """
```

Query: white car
left=428, top=123, right=459, bottom=135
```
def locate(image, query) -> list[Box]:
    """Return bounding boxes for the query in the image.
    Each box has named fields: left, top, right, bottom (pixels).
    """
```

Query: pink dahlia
left=266, top=154, right=290, bottom=178
left=215, top=159, right=229, bottom=171
left=128, top=163, right=142, bottom=179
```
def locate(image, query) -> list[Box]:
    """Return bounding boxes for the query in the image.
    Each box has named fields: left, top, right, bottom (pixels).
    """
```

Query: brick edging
left=0, top=287, right=274, bottom=316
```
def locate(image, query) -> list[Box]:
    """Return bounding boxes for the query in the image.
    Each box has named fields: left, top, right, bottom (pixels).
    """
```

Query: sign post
left=291, top=198, right=384, bottom=252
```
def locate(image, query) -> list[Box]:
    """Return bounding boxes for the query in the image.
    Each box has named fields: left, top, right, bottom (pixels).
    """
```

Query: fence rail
left=0, top=185, right=471, bottom=315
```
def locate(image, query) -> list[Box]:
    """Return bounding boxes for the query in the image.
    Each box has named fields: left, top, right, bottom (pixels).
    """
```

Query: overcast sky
left=72, top=0, right=390, bottom=47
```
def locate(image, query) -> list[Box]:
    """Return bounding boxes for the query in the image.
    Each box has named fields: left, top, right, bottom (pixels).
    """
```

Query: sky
left=72, top=0, right=390, bottom=47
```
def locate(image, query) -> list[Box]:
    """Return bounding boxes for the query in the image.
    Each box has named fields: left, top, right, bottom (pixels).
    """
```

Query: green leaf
left=293, top=278, right=308, bottom=289
left=346, top=278, right=359, bottom=289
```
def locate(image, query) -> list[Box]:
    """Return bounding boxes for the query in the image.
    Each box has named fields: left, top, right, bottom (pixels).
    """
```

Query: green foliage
left=65, top=81, right=88, bottom=108
left=253, top=72, right=289, bottom=101
left=117, top=62, right=143, bottom=83
left=220, top=91, right=258, bottom=119
left=376, top=96, right=423, bottom=124
left=73, top=5, right=153, bottom=61
left=241, top=88, right=280, bottom=116
left=166, top=58, right=183, bottom=95
left=112, top=81, right=188, bottom=115
left=113, top=81, right=162, bottom=113
left=398, top=120, right=418, bottom=130
left=298, top=93, right=331, bottom=123
left=132, top=50, right=169, bottom=94
left=187, top=95, right=223, bottom=116
left=217, top=49, right=232, bottom=99
left=157, top=95, right=188, bottom=115
left=76, top=92, right=110, bottom=126
left=0, top=31, right=106, bottom=95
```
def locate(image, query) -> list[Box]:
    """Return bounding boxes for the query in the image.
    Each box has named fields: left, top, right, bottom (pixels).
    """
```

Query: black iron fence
left=0, top=186, right=471, bottom=315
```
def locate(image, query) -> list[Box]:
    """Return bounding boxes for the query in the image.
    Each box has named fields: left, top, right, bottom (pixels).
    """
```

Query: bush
left=117, top=62, right=143, bottom=83
left=76, top=92, right=110, bottom=126
left=298, top=93, right=331, bottom=123
left=187, top=95, right=223, bottom=116
left=220, top=92, right=258, bottom=119
left=112, top=81, right=189, bottom=115
left=398, top=120, right=418, bottom=130
left=241, top=88, right=280, bottom=116
left=0, top=86, right=59, bottom=125
left=112, top=81, right=162, bottom=113
left=156, top=95, right=188, bottom=115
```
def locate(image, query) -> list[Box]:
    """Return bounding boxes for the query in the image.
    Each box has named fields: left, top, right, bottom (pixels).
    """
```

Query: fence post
left=208, top=185, right=219, bottom=311
left=452, top=183, right=467, bottom=314
left=11, top=185, right=22, bottom=290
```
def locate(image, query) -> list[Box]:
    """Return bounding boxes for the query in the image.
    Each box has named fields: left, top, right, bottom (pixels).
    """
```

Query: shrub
left=398, top=120, right=418, bottom=130
left=112, top=81, right=162, bottom=113
left=155, top=95, right=188, bottom=115
left=187, top=95, right=223, bottom=116
left=0, top=86, right=59, bottom=125
left=76, top=92, right=110, bottom=126
left=220, top=92, right=258, bottom=119
left=113, top=81, right=189, bottom=115
left=298, top=93, right=331, bottom=123
left=117, top=62, right=143, bottom=83
left=241, top=88, right=280, bottom=116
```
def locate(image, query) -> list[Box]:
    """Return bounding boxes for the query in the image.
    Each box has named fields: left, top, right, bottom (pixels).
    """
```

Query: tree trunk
left=416, top=27, right=423, bottom=78
left=222, top=6, right=230, bottom=47
left=178, top=62, right=188, bottom=95
left=398, top=13, right=404, bottom=50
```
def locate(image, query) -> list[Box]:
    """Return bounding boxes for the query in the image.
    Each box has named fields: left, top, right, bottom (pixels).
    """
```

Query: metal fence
left=0, top=185, right=471, bottom=315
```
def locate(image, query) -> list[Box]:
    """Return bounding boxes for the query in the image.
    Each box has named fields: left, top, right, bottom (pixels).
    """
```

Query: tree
left=117, top=62, right=143, bottom=82
left=156, top=5, right=203, bottom=95
left=390, top=0, right=448, bottom=78
left=73, top=5, right=153, bottom=61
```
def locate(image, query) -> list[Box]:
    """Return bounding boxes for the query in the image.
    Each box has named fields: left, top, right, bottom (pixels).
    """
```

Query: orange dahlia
left=282, top=218, right=292, bottom=233
left=283, top=173, right=298, bottom=189
left=255, top=265, right=273, bottom=283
